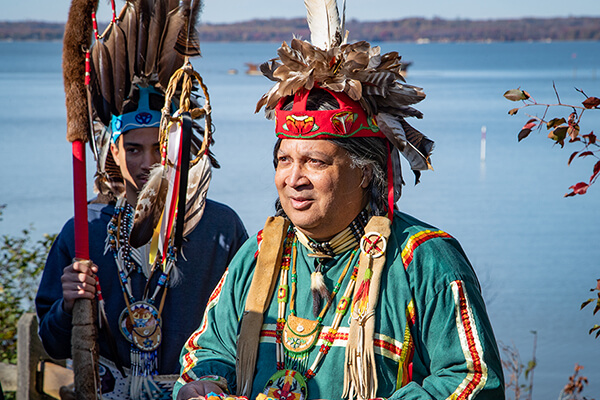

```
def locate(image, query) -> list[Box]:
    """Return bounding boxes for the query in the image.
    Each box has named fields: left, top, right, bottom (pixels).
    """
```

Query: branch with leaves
left=504, top=85, right=600, bottom=196
left=581, top=279, right=600, bottom=339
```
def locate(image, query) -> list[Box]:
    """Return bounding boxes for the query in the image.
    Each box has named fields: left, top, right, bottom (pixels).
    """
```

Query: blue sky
left=4, top=0, right=599, bottom=23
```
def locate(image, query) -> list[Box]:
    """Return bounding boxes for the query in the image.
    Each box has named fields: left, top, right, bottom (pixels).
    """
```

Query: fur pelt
left=63, top=0, right=99, bottom=143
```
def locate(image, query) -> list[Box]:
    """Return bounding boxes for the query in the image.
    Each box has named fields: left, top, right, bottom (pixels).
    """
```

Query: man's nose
left=286, top=163, right=308, bottom=187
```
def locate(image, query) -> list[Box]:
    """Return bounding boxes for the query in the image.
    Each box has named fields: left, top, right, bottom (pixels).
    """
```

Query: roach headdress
left=256, top=0, right=434, bottom=216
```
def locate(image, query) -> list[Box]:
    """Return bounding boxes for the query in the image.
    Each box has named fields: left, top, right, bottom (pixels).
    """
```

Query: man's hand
left=61, top=260, right=98, bottom=313
left=176, top=380, right=224, bottom=400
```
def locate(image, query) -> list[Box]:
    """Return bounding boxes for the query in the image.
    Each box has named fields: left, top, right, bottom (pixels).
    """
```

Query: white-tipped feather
left=305, top=0, right=341, bottom=50
left=183, top=154, right=212, bottom=237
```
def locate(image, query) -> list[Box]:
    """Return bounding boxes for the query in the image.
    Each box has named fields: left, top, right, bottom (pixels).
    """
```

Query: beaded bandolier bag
left=236, top=1, right=435, bottom=399
left=84, top=0, right=214, bottom=398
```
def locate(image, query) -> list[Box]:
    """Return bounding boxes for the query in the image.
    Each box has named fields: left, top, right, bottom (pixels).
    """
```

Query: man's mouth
left=288, top=196, right=313, bottom=210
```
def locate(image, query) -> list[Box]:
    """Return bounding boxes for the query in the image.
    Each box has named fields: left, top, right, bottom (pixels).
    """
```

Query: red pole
left=72, top=140, right=89, bottom=259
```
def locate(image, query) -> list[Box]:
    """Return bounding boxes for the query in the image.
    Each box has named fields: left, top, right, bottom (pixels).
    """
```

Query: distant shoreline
left=1, top=17, right=599, bottom=42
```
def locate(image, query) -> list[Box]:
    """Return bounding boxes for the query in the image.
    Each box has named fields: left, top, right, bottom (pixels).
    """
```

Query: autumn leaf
left=582, top=132, right=596, bottom=145
left=582, top=96, right=600, bottom=109
left=591, top=161, right=600, bottom=183
left=578, top=151, right=594, bottom=158
left=564, top=181, right=589, bottom=197
left=508, top=108, right=519, bottom=115
left=568, top=151, right=579, bottom=165
left=518, top=119, right=538, bottom=141
left=547, top=118, right=566, bottom=129
left=567, top=124, right=580, bottom=141
left=504, top=89, right=530, bottom=102
left=581, top=298, right=594, bottom=309
left=548, top=126, right=568, bottom=147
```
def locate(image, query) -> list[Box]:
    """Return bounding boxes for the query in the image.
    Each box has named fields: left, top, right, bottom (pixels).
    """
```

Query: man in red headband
left=175, top=3, right=504, bottom=399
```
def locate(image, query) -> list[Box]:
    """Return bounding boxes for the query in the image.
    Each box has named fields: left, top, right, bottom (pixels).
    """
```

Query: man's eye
left=308, top=158, right=325, bottom=166
left=278, top=156, right=289, bottom=163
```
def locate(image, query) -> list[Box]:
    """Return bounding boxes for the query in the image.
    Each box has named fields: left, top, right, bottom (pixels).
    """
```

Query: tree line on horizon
left=0, top=16, right=599, bottom=42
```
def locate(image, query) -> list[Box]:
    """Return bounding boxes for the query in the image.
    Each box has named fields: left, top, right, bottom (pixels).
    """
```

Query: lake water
left=1, top=40, right=599, bottom=398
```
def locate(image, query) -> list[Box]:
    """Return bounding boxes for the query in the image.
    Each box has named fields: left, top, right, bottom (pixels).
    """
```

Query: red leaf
left=578, top=151, right=595, bottom=158
left=523, top=118, right=537, bottom=130
left=591, top=160, right=600, bottom=183
left=518, top=119, right=538, bottom=141
left=583, top=132, right=596, bottom=144
left=568, top=151, right=579, bottom=165
left=518, top=129, right=532, bottom=142
left=565, top=182, right=589, bottom=197
left=582, top=96, right=600, bottom=109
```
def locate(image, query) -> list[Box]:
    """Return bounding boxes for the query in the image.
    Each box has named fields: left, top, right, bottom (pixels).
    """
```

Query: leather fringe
left=343, top=216, right=391, bottom=399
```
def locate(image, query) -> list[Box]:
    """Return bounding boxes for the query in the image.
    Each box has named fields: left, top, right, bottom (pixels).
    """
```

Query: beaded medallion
left=263, top=369, right=307, bottom=400
left=118, top=301, right=163, bottom=351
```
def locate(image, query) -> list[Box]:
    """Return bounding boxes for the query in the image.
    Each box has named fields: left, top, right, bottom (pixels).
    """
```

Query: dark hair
left=273, top=89, right=389, bottom=216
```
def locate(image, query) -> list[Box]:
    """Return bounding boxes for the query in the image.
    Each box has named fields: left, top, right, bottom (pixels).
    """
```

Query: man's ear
left=361, top=165, right=373, bottom=189
left=110, top=142, right=121, bottom=166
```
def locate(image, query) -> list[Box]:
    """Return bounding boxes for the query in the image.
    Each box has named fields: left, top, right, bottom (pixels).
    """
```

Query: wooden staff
left=62, top=0, right=100, bottom=397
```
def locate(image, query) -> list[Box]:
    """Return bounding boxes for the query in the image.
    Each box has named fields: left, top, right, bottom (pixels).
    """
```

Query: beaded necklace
left=104, top=197, right=175, bottom=382
left=264, top=233, right=360, bottom=400
left=294, top=208, right=368, bottom=317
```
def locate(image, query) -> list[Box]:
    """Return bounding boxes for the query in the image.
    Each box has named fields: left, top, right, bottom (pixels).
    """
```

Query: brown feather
left=144, top=0, right=167, bottom=76
left=135, top=0, right=152, bottom=75
left=174, top=0, right=203, bottom=57
left=104, top=23, right=128, bottom=115
left=118, top=2, right=138, bottom=83
left=183, top=154, right=211, bottom=237
left=90, top=42, right=113, bottom=125
left=130, top=164, right=168, bottom=248
left=157, top=7, right=186, bottom=89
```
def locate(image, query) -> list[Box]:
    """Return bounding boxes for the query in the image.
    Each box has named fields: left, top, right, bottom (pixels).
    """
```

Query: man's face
left=110, top=127, right=161, bottom=204
left=275, top=139, right=369, bottom=241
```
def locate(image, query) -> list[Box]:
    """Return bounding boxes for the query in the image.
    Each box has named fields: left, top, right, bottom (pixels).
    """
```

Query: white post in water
left=480, top=125, right=487, bottom=162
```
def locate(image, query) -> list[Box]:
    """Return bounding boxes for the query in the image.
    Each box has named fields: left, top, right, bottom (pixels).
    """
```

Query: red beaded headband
left=274, top=88, right=386, bottom=140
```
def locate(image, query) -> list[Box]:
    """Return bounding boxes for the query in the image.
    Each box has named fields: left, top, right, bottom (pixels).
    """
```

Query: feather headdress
left=86, top=0, right=215, bottom=251
left=256, top=0, right=434, bottom=204
left=88, top=0, right=207, bottom=199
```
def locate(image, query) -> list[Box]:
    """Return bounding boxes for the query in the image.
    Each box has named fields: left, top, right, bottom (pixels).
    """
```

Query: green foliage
left=500, top=331, right=537, bottom=400
left=581, top=279, right=600, bottom=339
left=0, top=205, right=56, bottom=364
